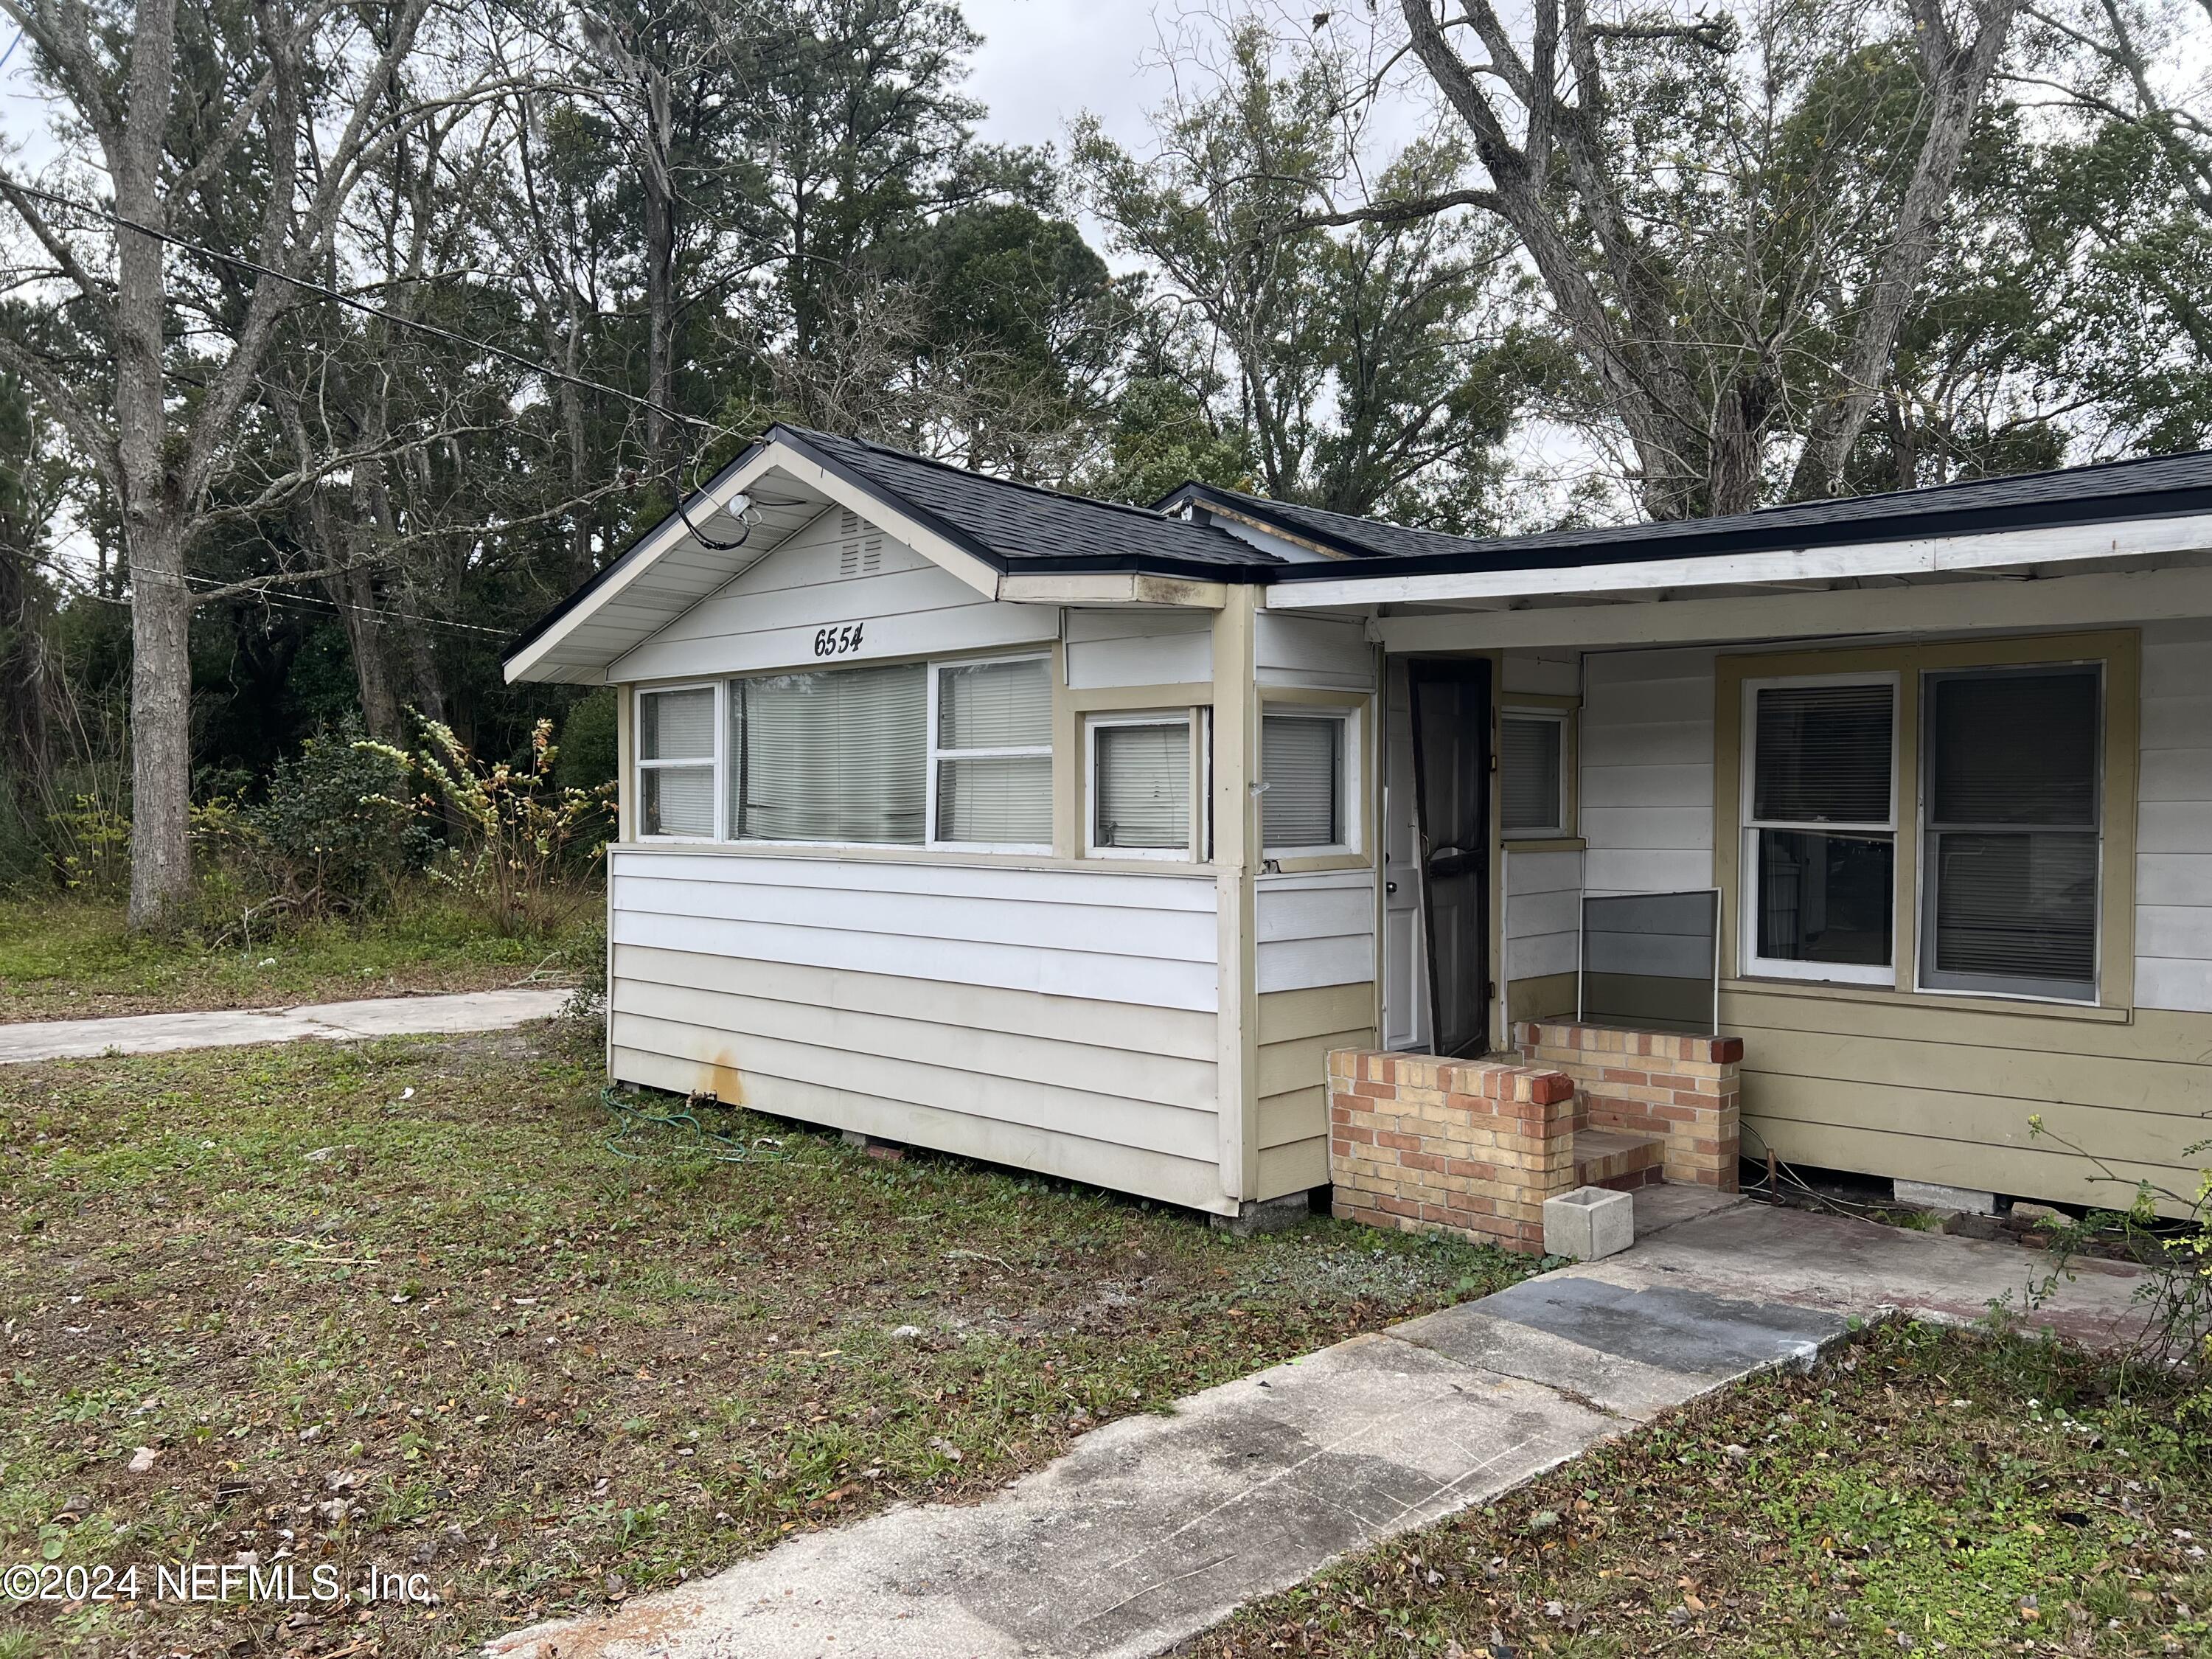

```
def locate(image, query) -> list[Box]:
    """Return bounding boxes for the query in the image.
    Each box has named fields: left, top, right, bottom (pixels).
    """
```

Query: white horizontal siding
left=611, top=507, right=1056, bottom=681
left=606, top=854, right=1231, bottom=1211
left=2137, top=622, right=2212, bottom=1011
left=1254, top=612, right=1374, bottom=690
left=610, top=849, right=1219, bottom=1012
left=1255, top=867, right=1375, bottom=992
left=1064, top=608, right=1212, bottom=688
left=1502, top=847, right=1582, bottom=982
left=1580, top=647, right=1717, bottom=897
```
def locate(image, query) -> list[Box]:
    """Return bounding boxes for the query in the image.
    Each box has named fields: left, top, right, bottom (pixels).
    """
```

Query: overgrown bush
left=364, top=717, right=610, bottom=936
left=2028, top=1116, right=2212, bottom=1418
left=244, top=723, right=423, bottom=909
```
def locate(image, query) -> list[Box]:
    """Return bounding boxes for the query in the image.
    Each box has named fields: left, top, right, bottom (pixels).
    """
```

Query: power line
left=61, top=572, right=515, bottom=639
left=3, top=178, right=758, bottom=553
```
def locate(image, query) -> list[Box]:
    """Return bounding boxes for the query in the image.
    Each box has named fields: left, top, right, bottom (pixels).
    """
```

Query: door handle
left=1385, top=880, right=1397, bottom=894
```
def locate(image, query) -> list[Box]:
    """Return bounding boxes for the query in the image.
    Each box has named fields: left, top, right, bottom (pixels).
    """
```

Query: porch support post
left=1212, top=585, right=1262, bottom=1203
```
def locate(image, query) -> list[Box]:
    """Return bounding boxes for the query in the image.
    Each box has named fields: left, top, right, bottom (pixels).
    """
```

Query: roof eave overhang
left=1265, top=504, right=2212, bottom=612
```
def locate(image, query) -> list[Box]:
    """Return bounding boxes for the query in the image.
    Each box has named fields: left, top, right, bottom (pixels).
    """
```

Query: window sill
left=1501, top=835, right=1585, bottom=852
left=1719, top=975, right=2132, bottom=1024
left=613, top=840, right=1215, bottom=877
left=1262, top=851, right=1370, bottom=874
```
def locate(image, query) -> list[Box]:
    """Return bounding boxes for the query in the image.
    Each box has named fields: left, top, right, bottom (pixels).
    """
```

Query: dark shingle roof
left=779, top=426, right=1279, bottom=576
left=1155, top=481, right=1479, bottom=560
left=1259, top=448, right=2212, bottom=583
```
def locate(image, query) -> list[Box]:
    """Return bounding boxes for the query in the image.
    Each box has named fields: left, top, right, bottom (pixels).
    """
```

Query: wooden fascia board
left=1368, top=560, right=2212, bottom=653
left=1198, top=501, right=1350, bottom=561
left=1265, top=510, right=2212, bottom=612
left=995, top=572, right=1229, bottom=607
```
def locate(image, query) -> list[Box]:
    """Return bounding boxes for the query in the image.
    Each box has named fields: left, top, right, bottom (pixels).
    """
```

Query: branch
left=0, top=327, right=121, bottom=493
left=1287, top=187, right=1504, bottom=229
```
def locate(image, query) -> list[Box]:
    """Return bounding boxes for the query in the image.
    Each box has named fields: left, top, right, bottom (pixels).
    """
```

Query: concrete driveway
left=485, top=1189, right=2147, bottom=1659
left=0, top=987, right=572, bottom=1062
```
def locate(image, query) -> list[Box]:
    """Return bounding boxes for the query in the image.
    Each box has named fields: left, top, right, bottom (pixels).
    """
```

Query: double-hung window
left=637, top=685, right=719, bottom=838
left=729, top=662, right=928, bottom=844
left=1261, top=709, right=1352, bottom=852
left=1089, top=713, right=1196, bottom=858
left=1500, top=712, right=1568, bottom=838
left=1921, top=666, right=2101, bottom=1001
left=1742, top=675, right=1898, bottom=984
left=931, top=655, right=1052, bottom=849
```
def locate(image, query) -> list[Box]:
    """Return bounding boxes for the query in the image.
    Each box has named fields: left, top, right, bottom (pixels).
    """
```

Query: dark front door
left=1408, top=658, right=1492, bottom=1057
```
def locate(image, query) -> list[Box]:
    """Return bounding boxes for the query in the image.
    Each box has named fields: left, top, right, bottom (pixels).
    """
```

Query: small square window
left=1500, top=713, right=1566, bottom=838
left=1090, top=716, right=1193, bottom=857
left=1262, top=712, right=1348, bottom=850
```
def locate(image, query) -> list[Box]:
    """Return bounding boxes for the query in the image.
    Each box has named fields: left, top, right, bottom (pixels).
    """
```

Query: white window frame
left=634, top=681, right=723, bottom=841
left=1912, top=661, right=2104, bottom=1005
left=725, top=661, right=930, bottom=851
left=1085, top=709, right=1202, bottom=861
left=1260, top=703, right=1360, bottom=858
left=1739, top=670, right=1900, bottom=987
left=925, top=650, right=1054, bottom=855
left=1498, top=708, right=1570, bottom=841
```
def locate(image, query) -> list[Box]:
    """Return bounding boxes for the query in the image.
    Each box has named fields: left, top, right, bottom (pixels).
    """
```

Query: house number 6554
left=813, top=623, right=864, bottom=658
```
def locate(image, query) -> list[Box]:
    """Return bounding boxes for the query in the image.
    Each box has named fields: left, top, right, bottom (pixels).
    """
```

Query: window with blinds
left=1500, top=713, right=1565, bottom=837
left=933, top=655, right=1051, bottom=846
left=1091, top=717, right=1192, bottom=855
left=637, top=686, right=717, bottom=837
left=731, top=663, right=926, bottom=844
left=1744, top=678, right=1896, bottom=981
left=1921, top=666, right=2100, bottom=1000
left=1262, top=713, right=1344, bottom=849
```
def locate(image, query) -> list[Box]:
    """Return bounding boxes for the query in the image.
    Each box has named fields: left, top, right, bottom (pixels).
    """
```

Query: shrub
left=241, top=723, right=422, bottom=914
left=365, top=718, right=611, bottom=936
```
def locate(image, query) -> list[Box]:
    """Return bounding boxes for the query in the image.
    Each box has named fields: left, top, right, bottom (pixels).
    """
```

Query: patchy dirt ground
left=0, top=1020, right=1523, bottom=1658
left=1182, top=1321, right=2212, bottom=1658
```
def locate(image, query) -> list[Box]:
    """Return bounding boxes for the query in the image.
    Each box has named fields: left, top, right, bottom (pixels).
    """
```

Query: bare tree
left=1365, top=0, right=2023, bottom=515
left=0, top=0, right=448, bottom=925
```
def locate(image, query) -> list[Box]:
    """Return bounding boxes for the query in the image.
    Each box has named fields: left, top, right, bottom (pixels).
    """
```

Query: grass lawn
left=0, top=1019, right=1524, bottom=1658
left=1186, top=1320, right=2212, bottom=1658
left=0, top=893, right=596, bottom=1023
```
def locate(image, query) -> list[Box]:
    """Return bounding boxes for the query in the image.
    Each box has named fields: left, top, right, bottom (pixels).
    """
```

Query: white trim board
left=1363, top=562, right=2212, bottom=653
left=1266, top=512, right=2212, bottom=613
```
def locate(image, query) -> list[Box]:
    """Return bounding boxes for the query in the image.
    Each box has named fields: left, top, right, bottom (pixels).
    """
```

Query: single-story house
left=506, top=425, right=2212, bottom=1226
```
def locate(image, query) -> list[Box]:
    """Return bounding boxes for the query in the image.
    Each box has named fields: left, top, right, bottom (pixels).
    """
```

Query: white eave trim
left=1262, top=509, right=2212, bottom=611
left=504, top=438, right=1009, bottom=685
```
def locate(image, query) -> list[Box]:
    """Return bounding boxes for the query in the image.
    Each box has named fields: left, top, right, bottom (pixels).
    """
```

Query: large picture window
left=1921, top=666, right=2101, bottom=1001
left=729, top=662, right=927, bottom=844
left=1262, top=710, right=1349, bottom=851
left=931, top=655, right=1052, bottom=848
left=1089, top=714, right=1194, bottom=858
left=636, top=686, right=718, bottom=838
left=1742, top=677, right=1897, bottom=984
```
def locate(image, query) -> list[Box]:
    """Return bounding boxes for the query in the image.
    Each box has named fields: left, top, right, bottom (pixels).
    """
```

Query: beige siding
left=1727, top=987, right=2212, bottom=1211
left=610, top=506, right=1056, bottom=681
left=1255, top=981, right=1375, bottom=1200
left=2138, top=621, right=2212, bottom=1012
left=608, top=847, right=1233, bottom=1212
left=1580, top=646, right=1717, bottom=895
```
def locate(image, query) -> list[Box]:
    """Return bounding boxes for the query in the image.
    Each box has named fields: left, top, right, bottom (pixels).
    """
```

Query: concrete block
left=1543, top=1185, right=1635, bottom=1262
left=1211, top=1192, right=1313, bottom=1237
left=1895, top=1179, right=1995, bottom=1216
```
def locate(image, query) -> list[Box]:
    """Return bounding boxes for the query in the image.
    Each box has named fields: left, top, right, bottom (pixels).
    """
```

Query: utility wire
left=4, top=178, right=757, bottom=552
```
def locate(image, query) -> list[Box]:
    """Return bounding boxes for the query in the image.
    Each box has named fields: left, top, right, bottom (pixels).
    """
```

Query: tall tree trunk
left=641, top=68, right=677, bottom=487
left=126, top=535, right=192, bottom=928
left=319, top=549, right=400, bottom=740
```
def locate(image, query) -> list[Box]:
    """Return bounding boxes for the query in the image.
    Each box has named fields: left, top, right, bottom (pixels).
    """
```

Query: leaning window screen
left=731, top=664, right=926, bottom=844
left=1921, top=666, right=2100, bottom=1000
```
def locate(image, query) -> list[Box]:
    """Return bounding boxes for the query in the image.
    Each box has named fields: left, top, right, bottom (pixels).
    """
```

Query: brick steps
left=1573, top=1126, right=1667, bottom=1192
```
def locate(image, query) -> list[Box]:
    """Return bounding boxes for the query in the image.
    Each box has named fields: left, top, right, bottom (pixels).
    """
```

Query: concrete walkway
left=486, top=1190, right=2148, bottom=1659
left=0, top=987, right=572, bottom=1062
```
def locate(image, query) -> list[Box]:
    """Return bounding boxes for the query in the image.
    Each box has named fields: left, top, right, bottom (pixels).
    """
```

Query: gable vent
left=837, top=509, right=883, bottom=577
